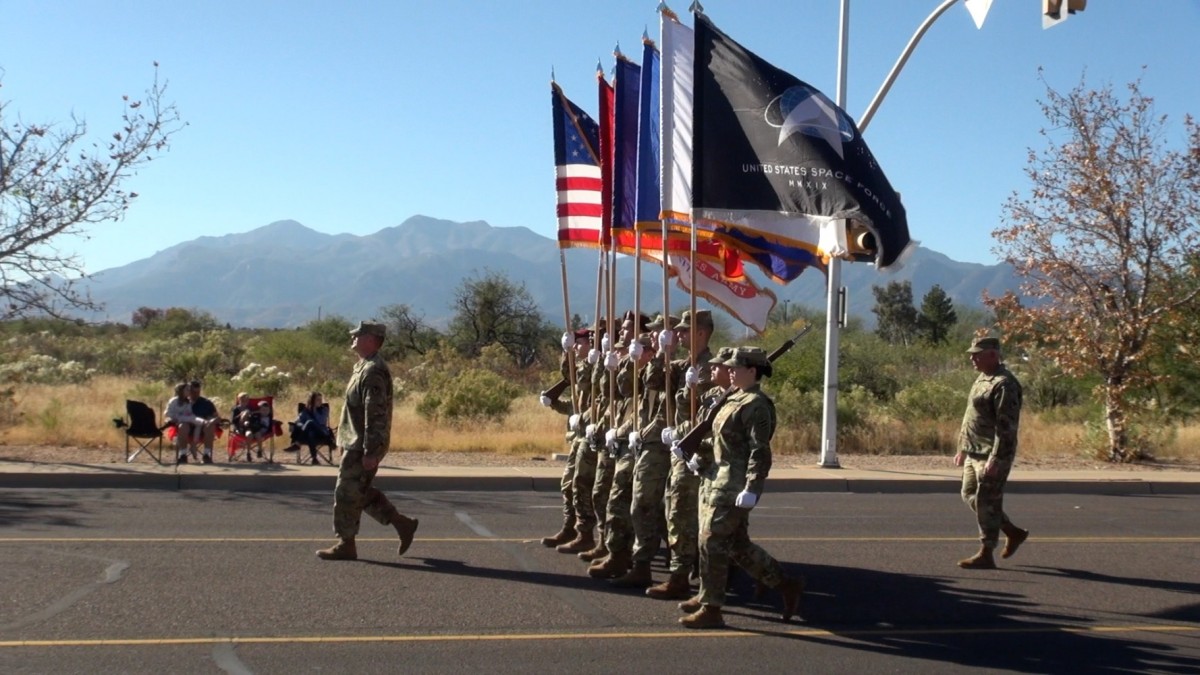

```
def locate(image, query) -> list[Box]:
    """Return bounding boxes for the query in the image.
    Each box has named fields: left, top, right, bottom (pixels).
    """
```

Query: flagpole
left=818, top=0, right=851, bottom=470
left=559, top=249, right=579, bottom=413
left=661, top=220, right=673, bottom=424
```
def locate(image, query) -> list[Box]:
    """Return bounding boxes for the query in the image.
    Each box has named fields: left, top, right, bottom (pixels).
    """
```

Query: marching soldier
left=954, top=336, right=1029, bottom=569
left=678, top=347, right=803, bottom=629
left=316, top=321, right=419, bottom=561
left=539, top=328, right=596, bottom=548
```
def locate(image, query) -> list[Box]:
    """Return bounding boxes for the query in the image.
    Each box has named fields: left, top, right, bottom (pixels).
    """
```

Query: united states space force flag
left=692, top=13, right=912, bottom=271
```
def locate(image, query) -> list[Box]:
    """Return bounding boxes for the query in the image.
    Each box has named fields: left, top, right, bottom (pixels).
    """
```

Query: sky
left=2, top=0, right=1199, bottom=274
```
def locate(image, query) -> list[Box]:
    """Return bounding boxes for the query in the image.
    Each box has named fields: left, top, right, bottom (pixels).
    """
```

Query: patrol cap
left=722, top=346, right=770, bottom=368
left=707, top=346, right=735, bottom=365
left=646, top=313, right=680, bottom=331
left=677, top=309, right=714, bottom=331
left=621, top=310, right=651, bottom=332
left=350, top=321, right=386, bottom=338
left=966, top=336, right=1000, bottom=354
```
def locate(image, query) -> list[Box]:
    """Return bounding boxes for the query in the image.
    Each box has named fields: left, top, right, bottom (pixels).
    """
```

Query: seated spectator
left=163, top=382, right=198, bottom=464
left=187, top=380, right=223, bottom=464
left=286, top=391, right=335, bottom=464
left=231, top=392, right=252, bottom=437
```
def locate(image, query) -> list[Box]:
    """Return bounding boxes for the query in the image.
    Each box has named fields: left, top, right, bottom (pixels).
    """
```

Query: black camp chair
left=115, top=399, right=167, bottom=464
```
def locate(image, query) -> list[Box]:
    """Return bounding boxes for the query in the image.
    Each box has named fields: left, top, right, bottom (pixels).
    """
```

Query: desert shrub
left=247, top=330, right=349, bottom=385
left=230, top=363, right=292, bottom=398
left=0, top=387, right=20, bottom=427
left=416, top=368, right=521, bottom=423
left=0, top=355, right=96, bottom=385
left=891, top=380, right=964, bottom=423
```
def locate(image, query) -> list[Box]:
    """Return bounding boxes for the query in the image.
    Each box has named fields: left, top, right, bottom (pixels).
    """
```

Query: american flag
left=552, top=82, right=603, bottom=248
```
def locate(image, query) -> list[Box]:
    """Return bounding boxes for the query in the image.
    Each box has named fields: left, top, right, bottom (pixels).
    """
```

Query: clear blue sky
left=2, top=0, right=1197, bottom=274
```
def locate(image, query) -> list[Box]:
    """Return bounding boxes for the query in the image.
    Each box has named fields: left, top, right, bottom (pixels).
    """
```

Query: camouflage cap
left=966, top=336, right=1000, bottom=354
left=349, top=321, right=386, bottom=338
left=707, top=346, right=736, bottom=365
left=646, top=313, right=680, bottom=331
left=677, top=309, right=714, bottom=331
left=722, top=346, right=770, bottom=369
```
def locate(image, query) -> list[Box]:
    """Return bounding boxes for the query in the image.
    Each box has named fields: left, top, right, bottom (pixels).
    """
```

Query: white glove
left=671, top=441, right=687, bottom=462
left=685, top=366, right=701, bottom=387
left=629, top=341, right=644, bottom=359
left=568, top=414, right=581, bottom=431
left=661, top=427, right=675, bottom=445
left=539, top=395, right=552, bottom=407
left=587, top=348, right=600, bottom=365
left=585, top=423, right=597, bottom=439
left=604, top=351, right=620, bottom=371
left=735, top=491, right=758, bottom=509
left=686, top=455, right=701, bottom=474
left=604, top=429, right=618, bottom=449
left=658, top=330, right=675, bottom=350
left=601, top=335, right=612, bottom=352
left=628, top=431, right=641, bottom=450
left=561, top=332, right=574, bottom=352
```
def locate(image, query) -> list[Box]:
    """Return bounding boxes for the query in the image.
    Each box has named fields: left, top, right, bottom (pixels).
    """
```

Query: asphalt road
left=1, top=489, right=1198, bottom=674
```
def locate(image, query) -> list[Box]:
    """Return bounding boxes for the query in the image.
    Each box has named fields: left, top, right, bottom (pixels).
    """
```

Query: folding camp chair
left=226, top=395, right=283, bottom=463
left=288, top=421, right=339, bottom=466
left=118, top=400, right=168, bottom=464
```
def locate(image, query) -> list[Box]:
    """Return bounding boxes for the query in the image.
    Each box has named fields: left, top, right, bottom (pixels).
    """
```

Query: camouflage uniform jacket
left=959, top=364, right=1022, bottom=462
left=706, top=383, right=775, bottom=502
left=336, top=352, right=393, bottom=458
left=551, top=359, right=593, bottom=441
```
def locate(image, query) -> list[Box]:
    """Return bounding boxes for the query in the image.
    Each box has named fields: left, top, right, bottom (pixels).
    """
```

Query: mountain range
left=76, top=216, right=1022, bottom=329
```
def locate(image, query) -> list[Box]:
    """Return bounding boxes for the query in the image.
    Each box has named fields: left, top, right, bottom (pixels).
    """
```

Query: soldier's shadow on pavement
left=719, top=562, right=1200, bottom=674
left=360, top=556, right=643, bottom=596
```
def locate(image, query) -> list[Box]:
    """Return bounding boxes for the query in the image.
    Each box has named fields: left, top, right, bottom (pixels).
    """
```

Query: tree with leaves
left=0, top=66, right=185, bottom=320
left=986, top=72, right=1200, bottom=461
left=447, top=270, right=551, bottom=367
left=378, top=303, right=440, bottom=360
left=872, top=280, right=919, bottom=346
left=918, top=284, right=958, bottom=345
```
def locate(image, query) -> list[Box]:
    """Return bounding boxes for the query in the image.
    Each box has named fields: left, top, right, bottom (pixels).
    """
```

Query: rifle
left=540, top=377, right=570, bottom=403
left=674, top=324, right=814, bottom=462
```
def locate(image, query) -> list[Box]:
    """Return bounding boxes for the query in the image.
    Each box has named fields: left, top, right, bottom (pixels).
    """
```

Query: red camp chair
left=226, top=396, right=283, bottom=463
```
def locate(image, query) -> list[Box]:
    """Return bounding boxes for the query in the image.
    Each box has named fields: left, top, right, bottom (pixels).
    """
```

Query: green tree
left=872, top=280, right=919, bottom=346
left=0, top=66, right=185, bottom=319
left=986, top=73, right=1200, bottom=461
left=447, top=270, right=551, bottom=367
left=379, top=303, right=441, bottom=360
left=917, top=284, right=958, bottom=345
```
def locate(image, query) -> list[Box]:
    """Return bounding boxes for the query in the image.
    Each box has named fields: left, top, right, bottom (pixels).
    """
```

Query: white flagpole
left=819, top=0, right=851, bottom=469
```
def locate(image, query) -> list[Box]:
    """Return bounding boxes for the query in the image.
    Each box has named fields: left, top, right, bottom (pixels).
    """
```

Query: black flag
left=693, top=13, right=911, bottom=270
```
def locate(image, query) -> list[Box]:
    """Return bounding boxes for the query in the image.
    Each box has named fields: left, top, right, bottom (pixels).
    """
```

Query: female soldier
left=678, top=346, right=804, bottom=629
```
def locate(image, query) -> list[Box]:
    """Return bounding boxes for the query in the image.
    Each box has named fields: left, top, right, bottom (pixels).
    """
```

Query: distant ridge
left=75, top=216, right=1022, bottom=328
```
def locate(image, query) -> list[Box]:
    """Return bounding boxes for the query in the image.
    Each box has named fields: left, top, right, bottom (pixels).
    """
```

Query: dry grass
left=2, top=376, right=1198, bottom=464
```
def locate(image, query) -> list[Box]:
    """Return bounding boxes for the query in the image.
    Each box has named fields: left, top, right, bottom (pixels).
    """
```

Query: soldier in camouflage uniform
left=316, top=321, right=419, bottom=561
left=577, top=321, right=625, bottom=564
left=678, top=347, right=803, bottom=629
left=556, top=327, right=603, bottom=555
left=644, top=310, right=717, bottom=599
left=588, top=313, right=649, bottom=579
left=539, top=328, right=595, bottom=548
left=955, top=336, right=1028, bottom=570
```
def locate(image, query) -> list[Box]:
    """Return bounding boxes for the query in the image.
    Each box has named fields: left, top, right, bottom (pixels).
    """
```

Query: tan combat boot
left=646, top=572, right=692, bottom=600
left=316, top=537, right=357, bottom=561
left=587, top=550, right=631, bottom=579
left=678, top=595, right=703, bottom=613
left=778, top=576, right=805, bottom=621
left=679, top=605, right=725, bottom=629
left=391, top=514, right=420, bottom=557
left=610, top=561, right=653, bottom=588
left=1001, top=523, right=1029, bottom=559
left=957, top=545, right=997, bottom=569
left=556, top=530, right=595, bottom=554
left=540, top=517, right=577, bottom=548
left=578, top=542, right=609, bottom=563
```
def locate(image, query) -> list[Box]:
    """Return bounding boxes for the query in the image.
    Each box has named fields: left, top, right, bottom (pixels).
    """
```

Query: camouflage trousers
left=629, top=443, right=671, bottom=564
left=961, top=455, right=1013, bottom=549
left=696, top=483, right=785, bottom=608
left=591, top=451, right=617, bottom=545
left=333, top=450, right=401, bottom=539
left=664, top=454, right=701, bottom=574
left=569, top=438, right=598, bottom=533
left=603, top=448, right=637, bottom=555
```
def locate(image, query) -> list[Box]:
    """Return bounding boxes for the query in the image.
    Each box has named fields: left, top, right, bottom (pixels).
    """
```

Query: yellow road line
left=2, top=623, right=1197, bottom=648
left=1, top=536, right=1198, bottom=544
